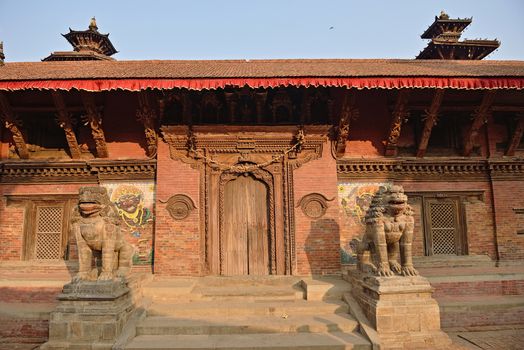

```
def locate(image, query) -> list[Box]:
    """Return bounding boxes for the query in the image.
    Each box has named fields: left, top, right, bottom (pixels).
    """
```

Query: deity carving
left=71, top=186, right=133, bottom=281
left=355, top=185, right=418, bottom=277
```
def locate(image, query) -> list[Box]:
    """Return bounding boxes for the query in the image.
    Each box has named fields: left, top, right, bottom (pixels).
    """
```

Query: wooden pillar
left=51, top=91, right=82, bottom=159
left=136, top=91, right=158, bottom=158
left=416, top=89, right=445, bottom=158
left=80, top=91, right=109, bottom=158
left=335, top=90, right=358, bottom=157
left=385, top=89, right=410, bottom=156
left=0, top=92, right=29, bottom=159
left=463, top=91, right=495, bottom=156
left=505, top=113, right=524, bottom=156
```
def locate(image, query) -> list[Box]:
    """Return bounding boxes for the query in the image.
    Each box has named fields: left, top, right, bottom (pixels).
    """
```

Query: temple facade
left=0, top=15, right=523, bottom=348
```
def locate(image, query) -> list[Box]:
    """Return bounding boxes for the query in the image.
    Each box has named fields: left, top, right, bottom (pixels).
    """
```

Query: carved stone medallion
left=297, top=193, right=333, bottom=219
left=166, top=194, right=196, bottom=220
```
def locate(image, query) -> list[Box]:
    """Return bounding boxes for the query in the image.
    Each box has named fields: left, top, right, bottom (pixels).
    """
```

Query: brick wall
left=294, top=141, right=341, bottom=275
left=153, top=141, right=202, bottom=276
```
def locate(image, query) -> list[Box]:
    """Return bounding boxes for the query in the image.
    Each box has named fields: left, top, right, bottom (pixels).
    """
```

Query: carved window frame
left=7, top=195, right=77, bottom=261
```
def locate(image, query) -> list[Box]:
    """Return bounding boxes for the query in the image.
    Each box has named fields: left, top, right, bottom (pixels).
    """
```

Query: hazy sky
left=1, top=0, right=523, bottom=62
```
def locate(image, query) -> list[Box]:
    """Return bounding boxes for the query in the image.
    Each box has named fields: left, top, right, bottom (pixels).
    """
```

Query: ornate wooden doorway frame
left=162, top=125, right=329, bottom=275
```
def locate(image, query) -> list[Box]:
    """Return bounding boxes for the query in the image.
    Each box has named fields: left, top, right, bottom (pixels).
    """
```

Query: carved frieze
left=165, top=194, right=196, bottom=220
left=0, top=159, right=156, bottom=183
left=337, top=159, right=524, bottom=181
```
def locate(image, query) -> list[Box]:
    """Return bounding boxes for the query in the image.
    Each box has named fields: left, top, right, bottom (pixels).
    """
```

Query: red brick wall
left=153, top=141, right=202, bottom=276
left=491, top=180, right=524, bottom=260
left=294, top=141, right=341, bottom=275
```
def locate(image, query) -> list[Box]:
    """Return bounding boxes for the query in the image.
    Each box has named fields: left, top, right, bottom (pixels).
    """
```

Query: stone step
left=137, top=313, right=360, bottom=335
left=438, top=295, right=524, bottom=329
left=147, top=300, right=349, bottom=318
left=125, top=332, right=371, bottom=349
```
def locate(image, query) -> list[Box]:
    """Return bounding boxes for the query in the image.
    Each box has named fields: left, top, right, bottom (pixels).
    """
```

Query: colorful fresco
left=338, top=182, right=391, bottom=264
left=103, top=181, right=155, bottom=265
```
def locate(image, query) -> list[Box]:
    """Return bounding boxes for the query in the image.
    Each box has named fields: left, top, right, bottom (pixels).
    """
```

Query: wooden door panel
left=222, top=175, right=269, bottom=275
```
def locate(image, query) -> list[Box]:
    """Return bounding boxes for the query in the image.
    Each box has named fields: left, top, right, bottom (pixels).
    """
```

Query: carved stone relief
left=297, top=193, right=334, bottom=219
left=166, top=194, right=196, bottom=220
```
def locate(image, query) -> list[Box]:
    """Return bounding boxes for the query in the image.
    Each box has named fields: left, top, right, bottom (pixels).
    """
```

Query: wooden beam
left=51, top=91, right=82, bottom=159
left=506, top=114, right=524, bottom=156
left=417, top=89, right=445, bottom=158
left=80, top=92, right=108, bottom=158
left=463, top=91, right=496, bottom=156
left=0, top=92, right=29, bottom=159
left=136, top=91, right=158, bottom=158
left=385, top=89, right=410, bottom=156
left=335, top=90, right=358, bottom=156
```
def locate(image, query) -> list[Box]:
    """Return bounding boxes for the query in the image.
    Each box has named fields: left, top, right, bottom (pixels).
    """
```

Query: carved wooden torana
left=162, top=125, right=330, bottom=275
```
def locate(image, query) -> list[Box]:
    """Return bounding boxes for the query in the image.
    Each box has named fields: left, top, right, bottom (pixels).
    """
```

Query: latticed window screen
left=428, top=201, right=458, bottom=255
left=34, top=206, right=64, bottom=260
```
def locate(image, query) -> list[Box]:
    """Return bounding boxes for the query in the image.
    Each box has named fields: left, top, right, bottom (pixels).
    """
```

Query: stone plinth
left=41, top=278, right=134, bottom=350
left=348, top=269, right=452, bottom=349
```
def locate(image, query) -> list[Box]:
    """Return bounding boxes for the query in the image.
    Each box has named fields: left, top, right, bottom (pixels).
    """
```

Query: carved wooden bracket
left=136, top=91, right=158, bottom=158
left=80, top=92, right=108, bottom=158
left=463, top=91, right=495, bottom=156
left=417, top=89, right=445, bottom=158
left=385, top=90, right=410, bottom=156
left=506, top=113, right=524, bottom=156
left=335, top=91, right=358, bottom=157
left=51, top=91, right=82, bottom=159
left=296, top=193, right=335, bottom=219
left=165, top=194, right=197, bottom=220
left=0, top=92, right=29, bottom=159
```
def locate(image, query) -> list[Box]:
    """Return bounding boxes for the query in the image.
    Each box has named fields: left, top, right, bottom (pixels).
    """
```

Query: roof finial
left=0, top=41, right=5, bottom=65
left=439, top=10, right=449, bottom=20
left=89, top=17, right=98, bottom=32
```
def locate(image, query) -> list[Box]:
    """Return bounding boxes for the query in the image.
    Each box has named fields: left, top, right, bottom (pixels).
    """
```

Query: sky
left=0, top=0, right=523, bottom=62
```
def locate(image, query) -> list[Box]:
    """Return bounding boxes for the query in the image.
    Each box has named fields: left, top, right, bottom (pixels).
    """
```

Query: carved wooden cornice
left=80, top=92, right=109, bottom=158
left=337, top=158, right=524, bottom=182
left=51, top=91, right=82, bottom=159
left=0, top=159, right=156, bottom=183
left=385, top=90, right=410, bottom=156
left=0, top=92, right=29, bottom=159
left=463, top=91, right=495, bottom=156
left=161, top=125, right=328, bottom=170
left=416, top=89, right=444, bottom=158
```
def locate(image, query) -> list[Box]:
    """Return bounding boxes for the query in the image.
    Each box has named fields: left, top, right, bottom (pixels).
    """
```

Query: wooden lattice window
left=423, top=197, right=467, bottom=256
left=22, top=199, right=73, bottom=261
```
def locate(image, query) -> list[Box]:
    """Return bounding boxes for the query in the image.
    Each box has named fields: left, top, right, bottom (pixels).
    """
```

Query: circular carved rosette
left=297, top=193, right=334, bottom=219
left=166, top=194, right=197, bottom=221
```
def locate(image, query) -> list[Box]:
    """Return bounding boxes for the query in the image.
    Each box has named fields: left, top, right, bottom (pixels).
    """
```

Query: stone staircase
left=123, top=276, right=371, bottom=350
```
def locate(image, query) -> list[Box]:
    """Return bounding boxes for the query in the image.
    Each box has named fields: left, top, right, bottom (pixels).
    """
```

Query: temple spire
left=416, top=12, right=500, bottom=60
left=89, top=17, right=98, bottom=32
left=43, top=18, right=117, bottom=61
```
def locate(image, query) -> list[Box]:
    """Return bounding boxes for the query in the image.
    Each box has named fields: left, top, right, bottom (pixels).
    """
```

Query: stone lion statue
left=355, top=185, right=418, bottom=277
left=71, top=186, right=133, bottom=281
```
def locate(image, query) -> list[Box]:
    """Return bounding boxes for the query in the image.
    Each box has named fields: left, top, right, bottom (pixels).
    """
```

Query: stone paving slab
left=448, top=329, right=524, bottom=349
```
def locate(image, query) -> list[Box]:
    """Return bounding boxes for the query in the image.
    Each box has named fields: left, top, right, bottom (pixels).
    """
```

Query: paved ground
left=448, top=327, right=524, bottom=349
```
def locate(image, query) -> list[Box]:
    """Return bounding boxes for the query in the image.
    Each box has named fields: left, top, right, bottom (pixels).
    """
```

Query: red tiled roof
left=1, top=59, right=524, bottom=91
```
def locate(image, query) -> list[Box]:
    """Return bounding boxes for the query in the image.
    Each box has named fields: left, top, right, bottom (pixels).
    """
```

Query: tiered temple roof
left=42, top=18, right=117, bottom=62
left=416, top=11, right=500, bottom=60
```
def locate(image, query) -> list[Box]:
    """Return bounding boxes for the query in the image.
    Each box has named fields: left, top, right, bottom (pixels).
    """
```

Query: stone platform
left=347, top=269, right=453, bottom=349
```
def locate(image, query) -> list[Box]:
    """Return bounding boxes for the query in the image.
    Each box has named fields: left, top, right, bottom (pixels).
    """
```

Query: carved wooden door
left=222, top=175, right=269, bottom=275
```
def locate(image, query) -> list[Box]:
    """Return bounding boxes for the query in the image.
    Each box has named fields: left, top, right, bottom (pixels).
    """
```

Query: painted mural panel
left=338, top=182, right=392, bottom=264
left=102, top=181, right=155, bottom=265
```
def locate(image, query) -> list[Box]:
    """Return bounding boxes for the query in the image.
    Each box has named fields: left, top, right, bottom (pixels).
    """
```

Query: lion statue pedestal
left=41, top=187, right=135, bottom=350
left=347, top=186, right=452, bottom=349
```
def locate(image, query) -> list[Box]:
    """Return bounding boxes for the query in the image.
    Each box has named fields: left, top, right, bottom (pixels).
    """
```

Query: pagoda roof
left=416, top=40, right=500, bottom=60
left=0, top=59, right=523, bottom=91
left=421, top=16, right=472, bottom=39
left=62, top=28, right=117, bottom=57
